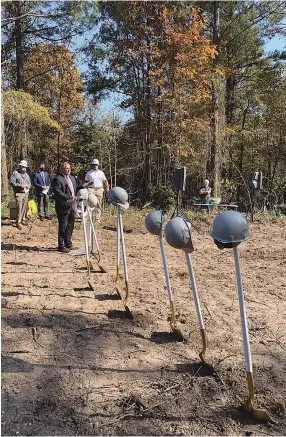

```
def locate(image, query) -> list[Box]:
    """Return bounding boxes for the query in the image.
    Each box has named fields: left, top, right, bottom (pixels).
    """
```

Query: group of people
left=10, top=159, right=109, bottom=253
left=10, top=160, right=211, bottom=252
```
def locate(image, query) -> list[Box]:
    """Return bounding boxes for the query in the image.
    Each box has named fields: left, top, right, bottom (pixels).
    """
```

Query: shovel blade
left=115, top=286, right=122, bottom=299
left=171, top=326, right=186, bottom=342
left=252, top=408, right=276, bottom=424
left=198, top=358, right=216, bottom=375
left=124, top=303, right=134, bottom=319
left=88, top=280, right=95, bottom=291
left=98, top=264, right=107, bottom=273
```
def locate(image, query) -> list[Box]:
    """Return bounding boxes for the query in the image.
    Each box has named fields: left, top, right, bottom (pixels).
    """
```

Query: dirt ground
left=1, top=209, right=286, bottom=436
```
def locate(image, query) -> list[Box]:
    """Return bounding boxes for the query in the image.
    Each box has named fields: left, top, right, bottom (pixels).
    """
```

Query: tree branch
left=2, top=11, right=66, bottom=25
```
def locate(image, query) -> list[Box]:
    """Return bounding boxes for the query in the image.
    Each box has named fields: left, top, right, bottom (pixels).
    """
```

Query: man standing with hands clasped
left=10, top=160, right=31, bottom=230
left=52, top=162, right=78, bottom=253
left=199, top=178, right=212, bottom=211
left=199, top=179, right=212, bottom=204
left=33, top=162, right=52, bottom=221
left=84, top=158, right=109, bottom=223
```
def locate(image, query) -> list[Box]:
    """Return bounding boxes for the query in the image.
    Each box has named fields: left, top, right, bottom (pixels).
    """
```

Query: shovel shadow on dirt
left=1, top=355, right=34, bottom=373
left=175, top=362, right=216, bottom=378
left=1, top=243, right=58, bottom=252
left=94, top=293, right=121, bottom=301
left=103, top=226, right=133, bottom=233
left=150, top=331, right=186, bottom=344
left=211, top=404, right=274, bottom=427
left=74, top=267, right=106, bottom=274
left=75, top=326, right=147, bottom=341
left=5, top=261, right=28, bottom=266
left=107, top=309, right=134, bottom=320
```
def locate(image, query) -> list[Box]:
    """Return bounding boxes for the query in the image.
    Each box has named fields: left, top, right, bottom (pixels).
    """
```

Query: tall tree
left=87, top=2, right=216, bottom=198
left=1, top=1, right=96, bottom=90
left=23, top=43, right=84, bottom=168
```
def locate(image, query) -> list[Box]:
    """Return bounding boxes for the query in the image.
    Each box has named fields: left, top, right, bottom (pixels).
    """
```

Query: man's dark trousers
left=55, top=204, right=75, bottom=249
left=37, top=194, right=49, bottom=218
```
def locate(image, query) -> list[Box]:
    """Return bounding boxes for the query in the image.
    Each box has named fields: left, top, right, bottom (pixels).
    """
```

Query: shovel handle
left=87, top=206, right=100, bottom=254
left=81, top=201, right=90, bottom=264
left=169, top=300, right=176, bottom=328
left=233, top=247, right=253, bottom=373
left=118, top=208, right=128, bottom=282
left=88, top=207, right=93, bottom=251
left=158, top=232, right=174, bottom=303
left=185, top=252, right=205, bottom=330
left=116, top=206, right=120, bottom=275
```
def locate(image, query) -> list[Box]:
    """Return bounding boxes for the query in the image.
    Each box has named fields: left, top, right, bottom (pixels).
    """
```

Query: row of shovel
left=73, top=203, right=273, bottom=424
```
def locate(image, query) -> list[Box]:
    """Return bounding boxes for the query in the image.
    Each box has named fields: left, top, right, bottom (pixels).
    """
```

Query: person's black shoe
left=45, top=216, right=52, bottom=220
left=58, top=247, right=70, bottom=253
left=40, top=216, right=44, bottom=221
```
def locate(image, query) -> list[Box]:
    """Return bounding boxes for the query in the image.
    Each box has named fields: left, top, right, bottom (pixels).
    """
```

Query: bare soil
left=1, top=210, right=286, bottom=436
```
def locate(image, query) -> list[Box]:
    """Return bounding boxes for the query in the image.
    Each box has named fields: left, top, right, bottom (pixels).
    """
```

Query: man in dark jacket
left=52, top=162, right=78, bottom=253
left=33, top=162, right=52, bottom=221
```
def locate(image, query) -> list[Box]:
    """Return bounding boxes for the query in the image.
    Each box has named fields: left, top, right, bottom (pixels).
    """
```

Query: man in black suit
left=52, top=162, right=78, bottom=253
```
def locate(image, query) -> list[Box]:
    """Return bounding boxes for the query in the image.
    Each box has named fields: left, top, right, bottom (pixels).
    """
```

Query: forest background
left=2, top=0, right=286, bottom=211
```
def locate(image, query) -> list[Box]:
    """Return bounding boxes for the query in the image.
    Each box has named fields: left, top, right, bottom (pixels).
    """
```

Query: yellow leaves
left=3, top=91, right=60, bottom=131
left=200, top=92, right=211, bottom=100
left=215, top=66, right=226, bottom=77
left=23, top=43, right=84, bottom=125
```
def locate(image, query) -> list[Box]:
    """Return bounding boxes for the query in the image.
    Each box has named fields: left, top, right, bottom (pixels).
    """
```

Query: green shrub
left=148, top=184, right=175, bottom=212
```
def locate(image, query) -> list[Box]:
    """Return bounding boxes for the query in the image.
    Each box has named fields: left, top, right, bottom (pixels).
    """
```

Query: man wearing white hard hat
left=84, top=158, right=109, bottom=223
left=10, top=160, right=32, bottom=230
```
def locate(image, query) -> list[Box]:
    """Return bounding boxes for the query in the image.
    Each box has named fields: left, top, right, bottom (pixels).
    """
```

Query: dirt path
left=1, top=212, right=286, bottom=436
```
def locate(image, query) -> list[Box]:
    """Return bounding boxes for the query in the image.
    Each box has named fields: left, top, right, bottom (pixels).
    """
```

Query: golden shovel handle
left=123, top=280, right=130, bottom=306
left=86, top=260, right=91, bottom=276
left=244, top=371, right=255, bottom=411
left=169, top=301, right=176, bottom=330
left=199, top=328, right=207, bottom=363
left=243, top=372, right=274, bottom=423
left=115, top=266, right=120, bottom=282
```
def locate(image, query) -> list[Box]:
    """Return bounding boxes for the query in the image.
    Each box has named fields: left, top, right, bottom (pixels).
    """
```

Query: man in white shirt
left=84, top=158, right=109, bottom=223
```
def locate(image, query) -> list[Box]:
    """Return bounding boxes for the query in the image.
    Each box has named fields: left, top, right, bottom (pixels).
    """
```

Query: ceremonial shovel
left=233, top=246, right=274, bottom=423
left=115, top=204, right=133, bottom=318
left=158, top=230, right=185, bottom=340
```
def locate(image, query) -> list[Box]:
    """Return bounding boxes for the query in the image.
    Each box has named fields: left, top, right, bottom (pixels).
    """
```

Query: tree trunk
left=208, top=1, right=221, bottom=197
left=14, top=1, right=25, bottom=90
left=1, top=104, right=9, bottom=197
left=237, top=101, right=249, bottom=206
left=156, top=86, right=163, bottom=186
left=57, top=74, right=63, bottom=171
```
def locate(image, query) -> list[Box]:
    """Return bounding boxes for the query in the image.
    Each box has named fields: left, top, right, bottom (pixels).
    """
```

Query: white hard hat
left=91, top=159, right=100, bottom=165
left=19, top=160, right=28, bottom=167
left=88, top=193, right=98, bottom=208
left=106, top=186, right=129, bottom=210
left=210, top=210, right=249, bottom=248
left=145, top=210, right=167, bottom=236
left=77, top=188, right=89, bottom=200
left=164, top=216, right=194, bottom=253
